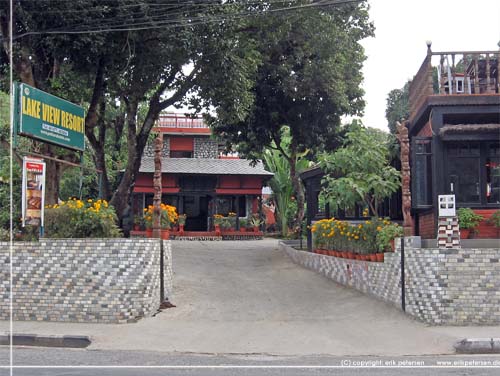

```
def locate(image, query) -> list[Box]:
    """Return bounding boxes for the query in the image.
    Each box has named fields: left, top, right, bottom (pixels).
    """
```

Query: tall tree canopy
left=385, top=81, right=410, bottom=135
left=211, top=0, right=374, bottom=228
left=0, top=0, right=260, bottom=218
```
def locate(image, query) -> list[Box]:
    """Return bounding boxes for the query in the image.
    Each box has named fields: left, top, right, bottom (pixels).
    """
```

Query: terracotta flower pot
left=179, top=224, right=185, bottom=236
left=146, top=229, right=153, bottom=238
left=460, top=229, right=470, bottom=239
left=161, top=229, right=170, bottom=240
left=253, top=226, right=260, bottom=233
left=369, top=254, right=377, bottom=262
left=240, top=227, right=247, bottom=233
left=215, top=224, right=221, bottom=236
left=390, top=239, right=395, bottom=252
left=375, top=253, right=384, bottom=262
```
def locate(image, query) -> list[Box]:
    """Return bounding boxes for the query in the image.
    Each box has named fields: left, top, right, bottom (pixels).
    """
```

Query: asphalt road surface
left=1, top=348, right=500, bottom=376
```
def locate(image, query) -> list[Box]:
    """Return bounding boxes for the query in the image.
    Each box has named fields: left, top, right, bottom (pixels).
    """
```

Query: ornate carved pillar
left=153, top=133, right=163, bottom=238
left=396, top=121, right=414, bottom=236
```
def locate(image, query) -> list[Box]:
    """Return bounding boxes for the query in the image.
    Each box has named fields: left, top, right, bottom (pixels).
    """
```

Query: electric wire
left=3, top=0, right=363, bottom=41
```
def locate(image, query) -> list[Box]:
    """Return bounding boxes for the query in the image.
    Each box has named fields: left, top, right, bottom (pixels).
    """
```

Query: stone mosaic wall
left=281, top=241, right=500, bottom=325
left=193, top=138, right=218, bottom=158
left=0, top=239, right=173, bottom=324
left=144, top=138, right=170, bottom=157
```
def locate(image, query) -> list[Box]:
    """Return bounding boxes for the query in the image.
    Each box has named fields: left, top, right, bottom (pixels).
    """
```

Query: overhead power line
left=5, top=0, right=363, bottom=41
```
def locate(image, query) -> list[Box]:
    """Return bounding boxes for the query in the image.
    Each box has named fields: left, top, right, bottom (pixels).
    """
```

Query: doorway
left=183, top=195, right=210, bottom=231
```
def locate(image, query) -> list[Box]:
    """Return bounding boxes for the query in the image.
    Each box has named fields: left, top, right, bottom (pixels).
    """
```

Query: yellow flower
left=376, top=226, right=382, bottom=231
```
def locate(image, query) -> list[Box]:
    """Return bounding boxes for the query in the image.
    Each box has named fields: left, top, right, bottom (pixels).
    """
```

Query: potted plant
left=143, top=206, right=153, bottom=237
left=178, top=214, right=187, bottom=235
left=133, top=216, right=144, bottom=231
left=487, top=210, right=500, bottom=237
left=160, top=204, right=179, bottom=239
left=249, top=216, right=262, bottom=232
left=228, top=212, right=237, bottom=231
left=376, top=223, right=403, bottom=252
left=457, top=208, right=484, bottom=239
left=239, top=218, right=247, bottom=232
left=220, top=218, right=232, bottom=232
left=213, top=214, right=223, bottom=235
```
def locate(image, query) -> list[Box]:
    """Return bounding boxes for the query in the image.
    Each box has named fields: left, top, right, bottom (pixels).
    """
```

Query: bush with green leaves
left=457, top=208, right=483, bottom=230
left=487, top=210, right=500, bottom=228
left=320, top=126, right=400, bottom=215
left=45, top=198, right=121, bottom=238
left=376, top=223, right=404, bottom=252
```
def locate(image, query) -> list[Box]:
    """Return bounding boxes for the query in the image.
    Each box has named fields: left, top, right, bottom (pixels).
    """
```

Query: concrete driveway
left=5, top=239, right=499, bottom=356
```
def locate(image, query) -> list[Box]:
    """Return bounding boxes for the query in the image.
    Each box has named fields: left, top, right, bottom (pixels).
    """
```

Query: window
left=487, top=144, right=500, bottom=204
left=214, top=196, right=246, bottom=217
left=412, top=138, right=433, bottom=207
left=447, top=142, right=480, bottom=204
left=445, top=141, right=500, bottom=206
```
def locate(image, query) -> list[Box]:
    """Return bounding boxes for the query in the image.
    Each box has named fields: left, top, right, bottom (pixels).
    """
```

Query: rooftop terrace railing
left=408, top=44, right=499, bottom=122
left=156, top=113, right=208, bottom=129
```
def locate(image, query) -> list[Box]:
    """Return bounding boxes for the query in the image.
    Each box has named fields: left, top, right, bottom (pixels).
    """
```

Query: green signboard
left=15, top=83, right=85, bottom=151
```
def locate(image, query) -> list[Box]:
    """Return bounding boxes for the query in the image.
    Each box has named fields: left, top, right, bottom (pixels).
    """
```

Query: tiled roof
left=139, top=158, right=273, bottom=176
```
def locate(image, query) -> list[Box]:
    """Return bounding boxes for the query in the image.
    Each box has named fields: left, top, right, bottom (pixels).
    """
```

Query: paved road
left=1, top=348, right=500, bottom=375
left=2, top=239, right=500, bottom=357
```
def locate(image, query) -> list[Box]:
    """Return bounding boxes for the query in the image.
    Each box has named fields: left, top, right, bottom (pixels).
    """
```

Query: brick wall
left=473, top=209, right=499, bottom=238
left=281, top=240, right=500, bottom=325
left=418, top=211, right=435, bottom=239
left=0, top=239, right=173, bottom=324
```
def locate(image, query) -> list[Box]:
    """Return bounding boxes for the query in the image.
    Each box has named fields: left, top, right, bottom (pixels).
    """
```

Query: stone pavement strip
left=2, top=239, right=500, bottom=356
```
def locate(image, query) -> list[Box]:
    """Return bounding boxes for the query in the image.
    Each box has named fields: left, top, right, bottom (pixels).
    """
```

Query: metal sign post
left=401, top=236, right=405, bottom=312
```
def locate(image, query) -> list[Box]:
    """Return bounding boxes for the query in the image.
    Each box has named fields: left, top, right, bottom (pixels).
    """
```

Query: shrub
left=376, top=223, right=403, bottom=252
left=239, top=218, right=248, bottom=228
left=45, top=198, right=121, bottom=238
left=213, top=214, right=224, bottom=226
left=312, top=216, right=397, bottom=254
left=487, top=210, right=500, bottom=228
left=178, top=214, right=187, bottom=226
left=457, top=208, right=483, bottom=230
left=143, top=204, right=178, bottom=229
left=0, top=227, right=9, bottom=241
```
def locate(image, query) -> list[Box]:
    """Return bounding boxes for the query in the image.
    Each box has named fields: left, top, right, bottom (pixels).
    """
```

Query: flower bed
left=311, top=216, right=402, bottom=262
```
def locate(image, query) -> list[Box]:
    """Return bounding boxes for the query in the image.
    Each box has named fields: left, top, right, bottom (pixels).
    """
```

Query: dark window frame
left=412, top=137, right=433, bottom=209
left=444, top=141, right=500, bottom=207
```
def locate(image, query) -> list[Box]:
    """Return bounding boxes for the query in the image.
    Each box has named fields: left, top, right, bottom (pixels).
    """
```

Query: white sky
left=360, top=0, right=500, bottom=131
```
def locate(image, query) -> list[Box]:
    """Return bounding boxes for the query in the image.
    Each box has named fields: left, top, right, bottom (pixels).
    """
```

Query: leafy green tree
left=1, top=1, right=260, bottom=220
left=212, top=0, right=374, bottom=229
left=262, top=127, right=309, bottom=237
left=385, top=81, right=410, bottom=135
left=319, top=125, right=400, bottom=215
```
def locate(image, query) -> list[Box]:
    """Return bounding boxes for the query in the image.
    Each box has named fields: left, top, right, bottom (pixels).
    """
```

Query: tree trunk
left=44, top=159, right=64, bottom=205
left=110, top=100, right=160, bottom=222
left=289, top=151, right=305, bottom=237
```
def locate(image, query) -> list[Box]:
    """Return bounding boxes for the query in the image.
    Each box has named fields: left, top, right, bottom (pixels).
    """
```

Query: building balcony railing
left=156, top=113, right=208, bottom=129
left=408, top=44, right=499, bottom=122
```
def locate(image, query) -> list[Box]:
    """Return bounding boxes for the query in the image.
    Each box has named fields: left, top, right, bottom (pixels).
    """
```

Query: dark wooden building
left=408, top=44, right=500, bottom=238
